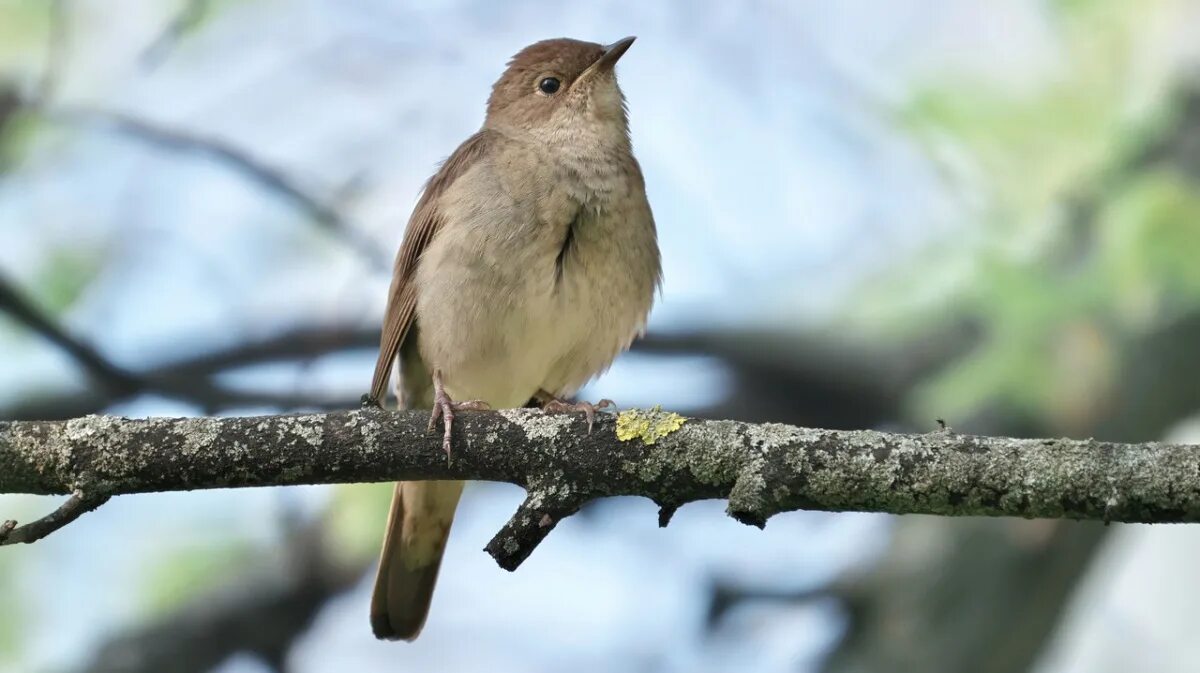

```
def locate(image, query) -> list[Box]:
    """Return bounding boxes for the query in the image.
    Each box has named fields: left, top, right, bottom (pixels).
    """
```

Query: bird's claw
left=541, top=397, right=614, bottom=434
left=428, top=372, right=489, bottom=459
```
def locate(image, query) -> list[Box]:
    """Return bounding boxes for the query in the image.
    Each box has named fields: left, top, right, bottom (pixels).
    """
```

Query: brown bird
left=366, top=36, right=661, bottom=641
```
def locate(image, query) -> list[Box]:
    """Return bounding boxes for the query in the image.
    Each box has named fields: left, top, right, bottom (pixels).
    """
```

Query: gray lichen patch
left=524, top=480, right=576, bottom=510
left=498, top=409, right=575, bottom=442
left=64, top=415, right=135, bottom=461
left=179, top=417, right=222, bottom=456
left=63, top=415, right=143, bottom=492
left=624, top=453, right=664, bottom=482
left=1, top=421, right=76, bottom=495
left=287, top=415, right=326, bottom=449
left=266, top=414, right=326, bottom=451
left=667, top=421, right=749, bottom=486
left=742, top=423, right=808, bottom=453
left=352, top=412, right=384, bottom=456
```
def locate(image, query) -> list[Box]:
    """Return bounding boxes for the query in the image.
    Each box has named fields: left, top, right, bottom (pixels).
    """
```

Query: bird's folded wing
left=369, top=130, right=496, bottom=403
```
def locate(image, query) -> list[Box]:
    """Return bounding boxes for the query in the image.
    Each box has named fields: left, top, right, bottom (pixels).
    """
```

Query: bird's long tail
left=370, top=479, right=464, bottom=640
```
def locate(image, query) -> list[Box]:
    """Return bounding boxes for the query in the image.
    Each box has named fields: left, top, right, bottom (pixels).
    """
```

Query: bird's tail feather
left=370, top=479, right=463, bottom=640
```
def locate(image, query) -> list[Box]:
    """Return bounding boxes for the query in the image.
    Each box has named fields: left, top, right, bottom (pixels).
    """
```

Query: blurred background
left=3, top=1, right=1200, bottom=671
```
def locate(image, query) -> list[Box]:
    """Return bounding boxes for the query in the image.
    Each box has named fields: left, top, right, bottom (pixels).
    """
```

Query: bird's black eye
left=538, top=77, right=561, bottom=95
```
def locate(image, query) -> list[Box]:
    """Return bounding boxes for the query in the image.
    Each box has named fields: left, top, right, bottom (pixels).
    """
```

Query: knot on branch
left=722, top=424, right=817, bottom=529
left=727, top=461, right=771, bottom=528
left=655, top=500, right=680, bottom=527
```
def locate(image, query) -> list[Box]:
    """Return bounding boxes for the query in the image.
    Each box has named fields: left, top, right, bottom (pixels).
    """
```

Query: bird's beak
left=575, top=36, right=636, bottom=87
left=595, top=36, right=636, bottom=70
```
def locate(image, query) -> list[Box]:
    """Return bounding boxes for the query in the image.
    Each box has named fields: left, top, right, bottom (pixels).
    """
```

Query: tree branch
left=0, top=489, right=109, bottom=545
left=0, top=323, right=378, bottom=420
left=2, top=410, right=1199, bottom=568
left=36, top=105, right=389, bottom=270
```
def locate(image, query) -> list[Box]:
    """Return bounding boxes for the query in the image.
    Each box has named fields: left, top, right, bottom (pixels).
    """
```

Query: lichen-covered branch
left=2, top=409, right=1199, bottom=568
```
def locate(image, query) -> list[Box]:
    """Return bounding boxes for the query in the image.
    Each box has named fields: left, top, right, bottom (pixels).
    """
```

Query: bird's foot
left=428, top=372, right=489, bottom=458
left=536, top=391, right=614, bottom=434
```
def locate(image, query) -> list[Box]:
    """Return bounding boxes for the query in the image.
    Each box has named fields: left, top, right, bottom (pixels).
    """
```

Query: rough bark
left=3, top=409, right=1199, bottom=569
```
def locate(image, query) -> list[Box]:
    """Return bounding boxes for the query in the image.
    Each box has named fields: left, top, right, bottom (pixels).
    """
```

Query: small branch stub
left=0, top=490, right=111, bottom=546
left=484, top=488, right=587, bottom=571
left=656, top=502, right=679, bottom=527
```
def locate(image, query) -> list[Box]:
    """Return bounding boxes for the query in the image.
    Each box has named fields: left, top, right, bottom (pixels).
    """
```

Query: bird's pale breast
left=412, top=138, right=659, bottom=409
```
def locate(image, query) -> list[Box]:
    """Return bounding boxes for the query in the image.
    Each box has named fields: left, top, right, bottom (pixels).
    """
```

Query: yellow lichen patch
left=616, top=406, right=686, bottom=445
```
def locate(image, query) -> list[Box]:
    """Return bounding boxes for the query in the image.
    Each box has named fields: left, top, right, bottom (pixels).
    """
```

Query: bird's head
left=484, top=37, right=635, bottom=148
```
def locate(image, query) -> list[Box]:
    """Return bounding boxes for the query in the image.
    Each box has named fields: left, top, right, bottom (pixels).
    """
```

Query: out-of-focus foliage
left=854, top=0, right=1200, bottom=434
left=325, top=482, right=394, bottom=563
left=0, top=554, right=25, bottom=668
left=0, top=1, right=51, bottom=68
left=0, top=110, right=42, bottom=172
left=1102, top=173, right=1200, bottom=305
left=28, top=249, right=104, bottom=313
left=139, top=539, right=260, bottom=617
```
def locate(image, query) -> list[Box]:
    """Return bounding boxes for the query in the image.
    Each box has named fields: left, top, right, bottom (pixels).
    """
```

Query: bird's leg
left=534, top=389, right=614, bottom=434
left=428, top=370, right=489, bottom=457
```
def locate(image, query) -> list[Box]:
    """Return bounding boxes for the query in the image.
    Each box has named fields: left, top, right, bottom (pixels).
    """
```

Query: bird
left=365, top=36, right=662, bottom=641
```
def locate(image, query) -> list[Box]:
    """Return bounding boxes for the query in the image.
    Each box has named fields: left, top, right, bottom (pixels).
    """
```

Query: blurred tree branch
left=34, top=103, right=389, bottom=270
left=140, top=0, right=215, bottom=70
left=1, top=313, right=949, bottom=428
left=0, top=285, right=372, bottom=417
left=0, top=318, right=378, bottom=420
left=3, top=410, right=1199, bottom=568
left=0, top=273, right=144, bottom=396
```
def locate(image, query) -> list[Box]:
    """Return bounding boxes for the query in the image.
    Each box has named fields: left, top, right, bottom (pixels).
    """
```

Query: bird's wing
left=368, top=130, right=495, bottom=404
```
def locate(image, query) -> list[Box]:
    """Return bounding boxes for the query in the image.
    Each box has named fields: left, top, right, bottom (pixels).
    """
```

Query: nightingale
left=365, top=36, right=661, bottom=641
